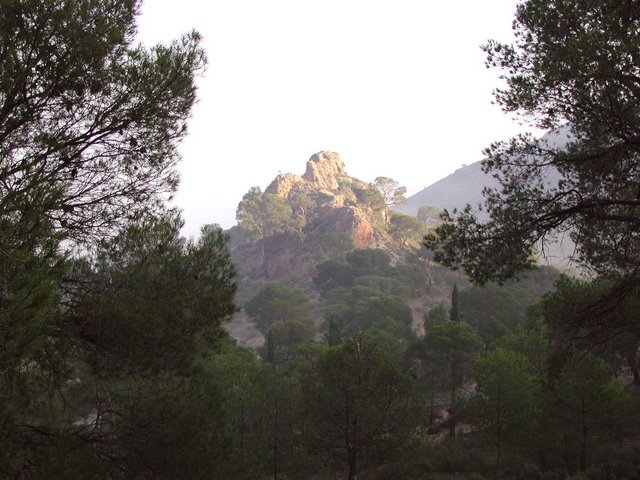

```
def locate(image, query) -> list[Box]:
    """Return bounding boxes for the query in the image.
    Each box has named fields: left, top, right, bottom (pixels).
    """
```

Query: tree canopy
left=77, top=216, right=237, bottom=376
left=301, top=335, right=416, bottom=480
left=389, top=212, right=426, bottom=247
left=464, top=348, right=540, bottom=476
left=264, top=318, right=316, bottom=365
left=417, top=205, right=443, bottom=228
left=0, top=2, right=240, bottom=477
left=244, top=282, right=311, bottom=334
left=373, top=176, right=407, bottom=223
left=425, top=0, right=640, bottom=303
left=0, top=0, right=205, bottom=244
left=236, top=187, right=296, bottom=242
left=373, top=177, right=407, bottom=208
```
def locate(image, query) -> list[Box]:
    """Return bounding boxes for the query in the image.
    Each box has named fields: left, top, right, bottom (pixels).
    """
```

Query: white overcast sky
left=136, top=0, right=540, bottom=236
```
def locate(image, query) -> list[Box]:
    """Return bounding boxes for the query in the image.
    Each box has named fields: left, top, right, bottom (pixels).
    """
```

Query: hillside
left=226, top=152, right=457, bottom=346
left=394, top=160, right=498, bottom=218
left=396, top=127, right=576, bottom=268
left=398, top=127, right=571, bottom=216
left=224, top=151, right=561, bottom=348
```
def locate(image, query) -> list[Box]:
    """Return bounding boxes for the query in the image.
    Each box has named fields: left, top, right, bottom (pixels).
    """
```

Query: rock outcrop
left=308, top=206, right=374, bottom=248
left=262, top=152, right=381, bottom=250
left=302, top=151, right=346, bottom=190
left=229, top=151, right=389, bottom=290
left=266, top=151, right=348, bottom=196
left=265, top=172, right=305, bottom=197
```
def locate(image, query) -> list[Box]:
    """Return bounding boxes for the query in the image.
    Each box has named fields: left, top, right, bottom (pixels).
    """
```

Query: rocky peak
left=265, top=172, right=304, bottom=197
left=233, top=151, right=390, bottom=289
left=302, top=151, right=346, bottom=190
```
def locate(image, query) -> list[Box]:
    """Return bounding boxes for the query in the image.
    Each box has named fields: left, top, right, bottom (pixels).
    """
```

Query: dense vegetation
left=0, top=1, right=238, bottom=477
left=2, top=0, right=640, bottom=479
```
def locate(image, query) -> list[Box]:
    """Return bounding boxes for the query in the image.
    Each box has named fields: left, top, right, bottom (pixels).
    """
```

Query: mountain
left=394, top=160, right=497, bottom=217
left=396, top=126, right=576, bottom=268
left=397, top=126, right=571, bottom=217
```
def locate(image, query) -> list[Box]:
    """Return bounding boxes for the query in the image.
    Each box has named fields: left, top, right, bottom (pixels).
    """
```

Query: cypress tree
left=450, top=284, right=460, bottom=322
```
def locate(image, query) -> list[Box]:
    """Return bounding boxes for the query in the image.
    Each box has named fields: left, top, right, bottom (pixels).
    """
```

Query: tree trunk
left=449, top=385, right=456, bottom=438
left=348, top=454, right=358, bottom=480
left=580, top=398, right=587, bottom=471
left=273, top=405, right=278, bottom=480
left=537, top=450, right=549, bottom=474
left=563, top=433, right=572, bottom=475
left=428, top=389, right=435, bottom=428
left=424, top=265, right=433, bottom=293
left=494, top=406, right=502, bottom=480
left=239, top=397, right=246, bottom=477
left=260, top=238, right=267, bottom=278
left=628, top=353, right=640, bottom=386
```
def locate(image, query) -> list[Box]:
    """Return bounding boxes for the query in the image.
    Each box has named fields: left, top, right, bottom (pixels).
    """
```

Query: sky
left=136, top=0, right=541, bottom=236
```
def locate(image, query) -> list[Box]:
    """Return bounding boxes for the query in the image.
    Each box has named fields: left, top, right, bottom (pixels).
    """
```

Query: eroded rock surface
left=302, top=151, right=346, bottom=190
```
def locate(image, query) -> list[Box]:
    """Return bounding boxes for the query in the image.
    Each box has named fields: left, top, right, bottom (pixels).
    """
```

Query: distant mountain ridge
left=395, top=160, right=497, bottom=217
left=395, top=127, right=576, bottom=269
left=397, top=127, right=571, bottom=217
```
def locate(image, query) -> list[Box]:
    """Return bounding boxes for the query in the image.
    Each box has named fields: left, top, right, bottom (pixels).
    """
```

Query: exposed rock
left=265, top=172, right=305, bottom=197
left=302, top=151, right=346, bottom=190
left=263, top=234, right=316, bottom=281
left=258, top=151, right=380, bottom=250
left=224, top=311, right=264, bottom=349
left=307, top=206, right=375, bottom=248
left=351, top=213, right=374, bottom=247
